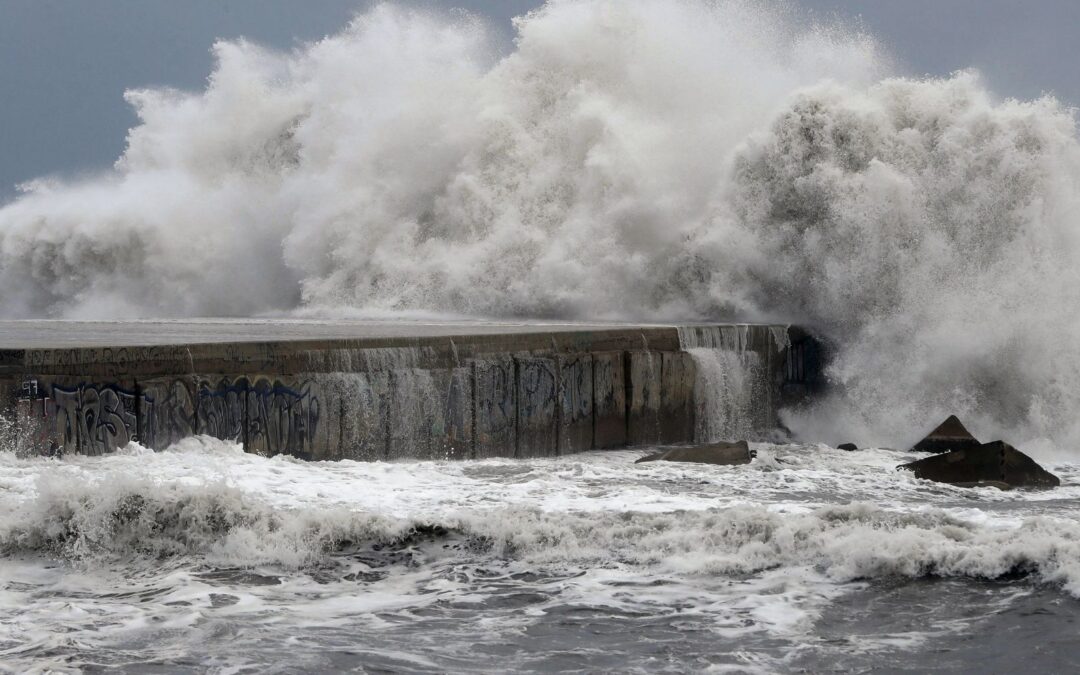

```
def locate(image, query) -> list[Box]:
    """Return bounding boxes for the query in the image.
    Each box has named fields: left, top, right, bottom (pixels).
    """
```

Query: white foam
left=2, top=439, right=1078, bottom=587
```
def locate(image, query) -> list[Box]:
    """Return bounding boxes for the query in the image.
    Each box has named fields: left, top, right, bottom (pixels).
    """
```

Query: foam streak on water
left=1, top=438, right=1079, bottom=671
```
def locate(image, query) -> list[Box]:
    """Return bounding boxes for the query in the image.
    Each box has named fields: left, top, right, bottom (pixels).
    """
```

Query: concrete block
left=41, top=381, right=81, bottom=455
left=900, top=441, right=1060, bottom=489
left=627, top=351, right=661, bottom=446
left=515, top=356, right=558, bottom=458
left=558, top=354, right=593, bottom=454
left=196, top=377, right=247, bottom=445
left=592, top=351, right=626, bottom=449
left=389, top=367, right=472, bottom=460
left=44, top=380, right=141, bottom=455
left=660, top=351, right=695, bottom=444
left=474, top=356, right=516, bottom=458
left=246, top=377, right=325, bottom=459
left=0, top=379, right=17, bottom=407
left=139, top=377, right=196, bottom=451
left=333, top=371, right=390, bottom=461
left=910, top=415, right=982, bottom=454
left=445, top=368, right=474, bottom=460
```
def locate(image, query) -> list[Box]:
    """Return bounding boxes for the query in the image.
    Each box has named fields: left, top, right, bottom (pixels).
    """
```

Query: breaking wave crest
left=1, top=474, right=405, bottom=567
left=4, top=464, right=1080, bottom=597
left=2, top=0, right=1080, bottom=449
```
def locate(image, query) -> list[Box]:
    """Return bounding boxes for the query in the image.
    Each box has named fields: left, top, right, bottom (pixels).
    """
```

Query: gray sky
left=2, top=0, right=1078, bottom=202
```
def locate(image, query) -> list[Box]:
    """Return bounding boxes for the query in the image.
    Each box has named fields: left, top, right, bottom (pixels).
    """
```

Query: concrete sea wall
left=0, top=324, right=818, bottom=460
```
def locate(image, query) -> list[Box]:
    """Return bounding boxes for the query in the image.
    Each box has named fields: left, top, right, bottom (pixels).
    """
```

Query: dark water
left=4, top=559, right=1078, bottom=673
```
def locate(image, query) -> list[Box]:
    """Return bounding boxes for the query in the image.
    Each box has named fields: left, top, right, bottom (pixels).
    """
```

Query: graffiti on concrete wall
left=141, top=379, right=196, bottom=450
left=558, top=355, right=593, bottom=453
left=24, top=345, right=191, bottom=378
left=627, top=351, right=662, bottom=445
left=592, top=352, right=627, bottom=449
left=246, top=378, right=321, bottom=458
left=474, top=358, right=515, bottom=457
left=197, top=378, right=247, bottom=443
left=49, top=384, right=141, bottom=455
left=516, top=357, right=557, bottom=458
left=51, top=386, right=82, bottom=453
left=18, top=376, right=323, bottom=458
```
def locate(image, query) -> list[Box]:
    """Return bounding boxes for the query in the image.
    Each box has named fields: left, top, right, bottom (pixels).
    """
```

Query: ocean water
left=2, top=438, right=1078, bottom=673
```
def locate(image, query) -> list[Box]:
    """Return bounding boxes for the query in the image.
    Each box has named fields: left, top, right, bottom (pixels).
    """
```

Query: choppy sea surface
left=1, top=439, right=1078, bottom=673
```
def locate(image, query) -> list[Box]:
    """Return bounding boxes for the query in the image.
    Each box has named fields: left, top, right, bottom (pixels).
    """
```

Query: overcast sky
left=2, top=0, right=1078, bottom=202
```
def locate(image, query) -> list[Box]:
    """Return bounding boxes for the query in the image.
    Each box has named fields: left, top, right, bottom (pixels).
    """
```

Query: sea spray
left=0, top=1, right=884, bottom=321
left=1, top=1, right=1079, bottom=452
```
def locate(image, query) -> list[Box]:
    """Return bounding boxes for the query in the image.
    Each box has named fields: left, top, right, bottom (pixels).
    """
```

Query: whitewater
left=0, top=439, right=1078, bottom=672
left=2, top=0, right=1080, bottom=670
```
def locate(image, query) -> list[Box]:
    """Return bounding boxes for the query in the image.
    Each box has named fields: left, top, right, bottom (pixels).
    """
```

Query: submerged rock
left=636, top=440, right=753, bottom=466
left=899, top=441, right=1060, bottom=489
left=837, top=443, right=859, bottom=451
left=910, top=415, right=982, bottom=453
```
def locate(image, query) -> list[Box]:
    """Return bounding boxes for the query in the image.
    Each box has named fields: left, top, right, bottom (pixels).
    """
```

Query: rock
left=837, top=443, right=858, bottom=451
left=898, top=441, right=1060, bottom=489
left=636, top=440, right=754, bottom=466
left=910, top=415, right=982, bottom=453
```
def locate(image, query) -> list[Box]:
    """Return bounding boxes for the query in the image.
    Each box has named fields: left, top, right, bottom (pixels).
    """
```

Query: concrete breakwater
left=0, top=321, right=818, bottom=460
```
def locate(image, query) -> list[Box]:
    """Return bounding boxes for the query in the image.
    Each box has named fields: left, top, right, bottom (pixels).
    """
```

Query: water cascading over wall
left=677, top=325, right=808, bottom=443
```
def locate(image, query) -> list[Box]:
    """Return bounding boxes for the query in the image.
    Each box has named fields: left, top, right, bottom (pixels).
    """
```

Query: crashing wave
left=2, top=471, right=1078, bottom=597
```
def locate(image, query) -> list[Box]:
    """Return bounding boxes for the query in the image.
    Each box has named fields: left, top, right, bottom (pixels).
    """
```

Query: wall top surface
left=0, top=319, right=702, bottom=349
left=0, top=320, right=795, bottom=378
left=0, top=320, right=792, bottom=350
left=0, top=317, right=673, bottom=347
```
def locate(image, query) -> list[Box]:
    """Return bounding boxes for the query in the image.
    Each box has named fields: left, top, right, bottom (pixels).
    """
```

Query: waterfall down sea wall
left=0, top=321, right=816, bottom=459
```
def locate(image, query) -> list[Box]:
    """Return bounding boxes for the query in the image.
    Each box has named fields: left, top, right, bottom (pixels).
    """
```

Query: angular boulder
left=636, top=440, right=753, bottom=466
left=837, top=443, right=859, bottom=452
left=899, top=441, right=1060, bottom=489
left=910, top=415, right=982, bottom=453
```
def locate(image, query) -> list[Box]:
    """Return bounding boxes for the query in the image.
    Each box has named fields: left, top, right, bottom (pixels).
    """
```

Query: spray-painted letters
left=49, top=384, right=140, bottom=455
